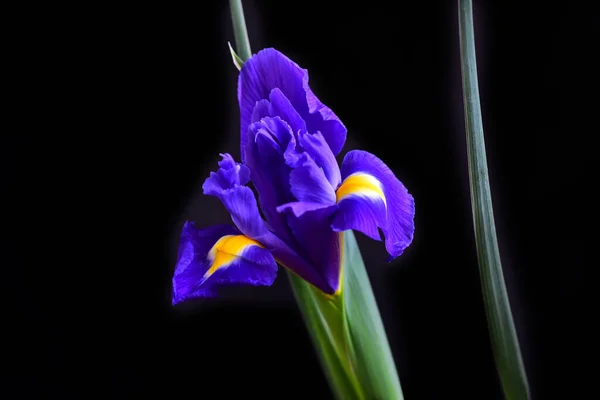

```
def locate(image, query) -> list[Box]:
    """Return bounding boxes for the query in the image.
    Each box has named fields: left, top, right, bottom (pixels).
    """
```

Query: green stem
left=229, top=0, right=252, bottom=61
left=458, top=1, right=530, bottom=399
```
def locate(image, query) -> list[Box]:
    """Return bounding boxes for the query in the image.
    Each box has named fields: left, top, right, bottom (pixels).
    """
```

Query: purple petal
left=288, top=152, right=336, bottom=205
left=331, top=150, right=415, bottom=259
left=203, top=153, right=251, bottom=189
left=299, top=131, right=341, bottom=188
left=203, top=154, right=268, bottom=239
left=332, top=195, right=384, bottom=241
left=196, top=155, right=336, bottom=295
left=257, top=116, right=297, bottom=157
left=262, top=232, right=333, bottom=294
left=172, top=222, right=277, bottom=304
left=250, top=99, right=271, bottom=124
left=283, top=206, right=341, bottom=294
left=238, top=48, right=346, bottom=163
left=268, top=88, right=307, bottom=138
left=276, top=201, right=333, bottom=218
left=245, top=118, right=296, bottom=244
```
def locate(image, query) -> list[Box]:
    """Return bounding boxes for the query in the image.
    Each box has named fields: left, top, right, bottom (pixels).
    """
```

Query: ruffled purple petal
left=331, top=150, right=415, bottom=259
left=172, top=222, right=277, bottom=305
left=245, top=118, right=296, bottom=243
left=267, top=88, right=307, bottom=138
left=276, top=201, right=333, bottom=218
left=203, top=153, right=251, bottom=188
left=202, top=153, right=268, bottom=239
left=248, top=90, right=306, bottom=145
left=240, top=120, right=338, bottom=293
left=238, top=48, right=346, bottom=162
left=299, top=131, right=341, bottom=188
left=288, top=152, right=336, bottom=205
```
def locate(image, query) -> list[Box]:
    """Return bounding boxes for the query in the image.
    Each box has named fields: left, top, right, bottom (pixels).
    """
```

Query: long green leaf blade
left=288, top=231, right=404, bottom=400
left=458, top=1, right=530, bottom=398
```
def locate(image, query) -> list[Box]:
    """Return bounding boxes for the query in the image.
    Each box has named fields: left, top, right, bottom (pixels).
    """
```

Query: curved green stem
left=458, top=1, right=530, bottom=398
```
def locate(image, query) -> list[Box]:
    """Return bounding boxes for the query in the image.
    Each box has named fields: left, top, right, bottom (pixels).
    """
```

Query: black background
left=4, top=1, right=596, bottom=399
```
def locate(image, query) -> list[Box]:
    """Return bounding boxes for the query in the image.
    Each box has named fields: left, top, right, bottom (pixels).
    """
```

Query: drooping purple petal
left=172, top=222, right=277, bottom=305
left=203, top=153, right=268, bottom=239
left=283, top=205, right=341, bottom=294
left=238, top=48, right=346, bottom=162
left=273, top=149, right=341, bottom=293
left=288, top=152, right=336, bottom=205
left=299, top=131, right=341, bottom=188
left=332, top=195, right=384, bottom=241
left=262, top=232, right=332, bottom=294
left=331, top=150, right=415, bottom=259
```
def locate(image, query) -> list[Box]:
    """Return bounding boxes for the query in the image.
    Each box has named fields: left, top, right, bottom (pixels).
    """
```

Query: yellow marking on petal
left=335, top=173, right=386, bottom=207
left=204, top=235, right=263, bottom=279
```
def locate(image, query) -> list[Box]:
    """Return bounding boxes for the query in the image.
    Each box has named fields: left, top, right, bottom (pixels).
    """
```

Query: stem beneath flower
left=229, top=0, right=252, bottom=62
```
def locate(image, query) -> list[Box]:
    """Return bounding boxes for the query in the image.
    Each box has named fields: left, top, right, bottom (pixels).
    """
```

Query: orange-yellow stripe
left=335, top=173, right=386, bottom=207
left=204, top=235, right=263, bottom=279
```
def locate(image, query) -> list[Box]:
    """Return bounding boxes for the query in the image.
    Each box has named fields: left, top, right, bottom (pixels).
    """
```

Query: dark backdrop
left=4, top=1, right=596, bottom=399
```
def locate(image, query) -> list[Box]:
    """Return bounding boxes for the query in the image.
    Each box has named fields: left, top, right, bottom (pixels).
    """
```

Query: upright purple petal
left=238, top=48, right=346, bottom=162
left=267, top=88, right=307, bottom=138
left=288, top=152, right=336, bottom=205
left=248, top=90, right=307, bottom=141
left=250, top=99, right=271, bottom=124
left=172, top=222, right=278, bottom=305
left=299, top=131, right=341, bottom=188
left=244, top=118, right=296, bottom=243
left=331, top=150, right=415, bottom=259
left=203, top=153, right=268, bottom=239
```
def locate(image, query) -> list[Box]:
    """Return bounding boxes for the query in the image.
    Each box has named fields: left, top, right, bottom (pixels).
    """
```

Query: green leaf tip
left=228, top=41, right=244, bottom=71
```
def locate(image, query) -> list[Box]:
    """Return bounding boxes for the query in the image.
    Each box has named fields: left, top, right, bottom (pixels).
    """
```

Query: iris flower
left=172, top=48, right=415, bottom=304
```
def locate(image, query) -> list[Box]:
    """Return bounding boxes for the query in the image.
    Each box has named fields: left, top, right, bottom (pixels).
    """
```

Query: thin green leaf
left=228, top=41, right=244, bottom=70
left=288, top=231, right=404, bottom=400
left=458, top=1, right=530, bottom=399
